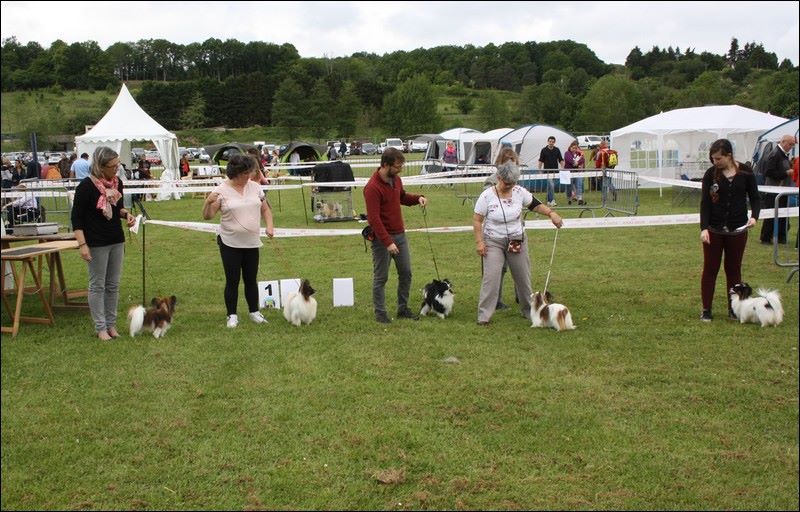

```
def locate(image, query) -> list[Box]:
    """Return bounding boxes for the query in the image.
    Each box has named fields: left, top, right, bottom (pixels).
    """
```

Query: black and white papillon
left=419, top=279, right=455, bottom=319
left=128, top=295, right=177, bottom=338
left=530, top=291, right=575, bottom=332
left=283, top=279, right=317, bottom=326
left=729, top=283, right=784, bottom=327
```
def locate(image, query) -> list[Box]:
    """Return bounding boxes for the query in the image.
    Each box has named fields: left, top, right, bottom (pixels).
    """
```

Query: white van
left=385, top=138, right=404, bottom=151
left=577, top=135, right=603, bottom=149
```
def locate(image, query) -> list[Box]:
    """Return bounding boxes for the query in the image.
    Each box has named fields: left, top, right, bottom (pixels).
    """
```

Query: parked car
left=197, top=150, right=211, bottom=163
left=376, top=142, right=387, bottom=154
left=577, top=135, right=603, bottom=149
left=144, top=150, right=162, bottom=165
left=361, top=142, right=377, bottom=155
left=409, top=140, right=428, bottom=152
left=385, top=138, right=404, bottom=152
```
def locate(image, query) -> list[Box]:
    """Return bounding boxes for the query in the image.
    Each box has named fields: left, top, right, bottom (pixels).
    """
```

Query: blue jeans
left=566, top=176, right=584, bottom=200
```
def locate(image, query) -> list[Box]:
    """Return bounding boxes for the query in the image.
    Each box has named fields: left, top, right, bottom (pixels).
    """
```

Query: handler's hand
left=79, top=244, right=92, bottom=262
left=387, top=243, right=399, bottom=255
left=700, top=229, right=710, bottom=244
left=418, top=196, right=428, bottom=208
left=476, top=240, right=487, bottom=257
left=550, top=212, right=563, bottom=229
left=125, top=213, right=136, bottom=228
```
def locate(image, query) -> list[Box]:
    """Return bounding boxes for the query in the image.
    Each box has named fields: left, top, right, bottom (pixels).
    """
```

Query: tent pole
left=657, top=134, right=663, bottom=198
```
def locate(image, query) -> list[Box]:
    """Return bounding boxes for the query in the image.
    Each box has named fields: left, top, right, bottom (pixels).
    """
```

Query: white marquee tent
left=610, top=105, right=788, bottom=184
left=498, top=124, right=575, bottom=169
left=75, top=83, right=180, bottom=195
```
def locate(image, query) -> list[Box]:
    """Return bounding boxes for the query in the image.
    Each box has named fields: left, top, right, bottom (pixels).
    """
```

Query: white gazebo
left=610, top=105, right=788, bottom=187
left=75, top=83, right=180, bottom=188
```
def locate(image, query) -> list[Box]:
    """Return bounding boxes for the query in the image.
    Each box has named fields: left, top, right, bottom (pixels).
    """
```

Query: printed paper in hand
left=559, top=170, right=571, bottom=185
left=129, top=214, right=144, bottom=234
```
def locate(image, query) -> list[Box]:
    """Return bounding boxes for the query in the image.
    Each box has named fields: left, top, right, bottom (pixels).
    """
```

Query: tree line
left=1, top=36, right=797, bottom=138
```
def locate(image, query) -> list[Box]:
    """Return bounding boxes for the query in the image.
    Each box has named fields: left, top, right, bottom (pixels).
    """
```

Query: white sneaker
left=249, top=311, right=267, bottom=324
left=547, top=200, right=557, bottom=207
left=226, top=314, right=238, bottom=328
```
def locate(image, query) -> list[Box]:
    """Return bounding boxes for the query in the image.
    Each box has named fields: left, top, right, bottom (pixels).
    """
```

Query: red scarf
left=91, top=175, right=121, bottom=220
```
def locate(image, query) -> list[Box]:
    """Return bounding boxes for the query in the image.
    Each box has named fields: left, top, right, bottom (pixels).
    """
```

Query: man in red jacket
left=364, top=148, right=428, bottom=323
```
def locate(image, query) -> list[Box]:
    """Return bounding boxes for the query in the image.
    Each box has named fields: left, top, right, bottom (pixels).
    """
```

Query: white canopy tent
left=436, top=127, right=483, bottom=163
left=75, top=83, right=181, bottom=198
left=497, top=124, right=575, bottom=168
left=610, top=105, right=788, bottom=188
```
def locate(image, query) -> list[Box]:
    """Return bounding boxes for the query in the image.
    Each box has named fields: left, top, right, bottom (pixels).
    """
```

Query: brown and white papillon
left=128, top=295, right=177, bottom=338
left=283, top=279, right=317, bottom=326
left=530, top=291, right=575, bottom=332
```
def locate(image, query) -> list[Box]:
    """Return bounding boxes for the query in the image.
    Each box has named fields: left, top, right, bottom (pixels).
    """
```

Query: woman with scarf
left=71, top=146, right=136, bottom=340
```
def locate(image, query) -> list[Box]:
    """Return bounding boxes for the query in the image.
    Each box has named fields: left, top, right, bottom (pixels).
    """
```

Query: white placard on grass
left=279, top=278, right=301, bottom=307
left=333, top=278, right=354, bottom=307
left=258, top=280, right=281, bottom=309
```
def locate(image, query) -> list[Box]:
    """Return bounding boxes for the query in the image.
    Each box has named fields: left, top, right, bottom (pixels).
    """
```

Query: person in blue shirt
left=70, top=152, right=91, bottom=179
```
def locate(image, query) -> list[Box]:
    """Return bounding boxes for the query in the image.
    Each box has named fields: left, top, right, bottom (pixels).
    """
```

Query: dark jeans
left=370, top=232, right=412, bottom=316
left=701, top=230, right=747, bottom=311
left=759, top=193, right=788, bottom=243
left=217, top=235, right=260, bottom=316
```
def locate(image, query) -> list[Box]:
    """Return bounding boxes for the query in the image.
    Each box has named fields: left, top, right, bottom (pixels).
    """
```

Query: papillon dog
left=128, top=295, right=177, bottom=338
left=419, top=279, right=455, bottom=319
left=729, top=283, right=784, bottom=327
left=530, top=291, right=575, bottom=331
left=283, top=279, right=317, bottom=326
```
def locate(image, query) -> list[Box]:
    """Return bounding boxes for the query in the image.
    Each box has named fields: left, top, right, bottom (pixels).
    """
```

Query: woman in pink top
left=202, top=154, right=274, bottom=328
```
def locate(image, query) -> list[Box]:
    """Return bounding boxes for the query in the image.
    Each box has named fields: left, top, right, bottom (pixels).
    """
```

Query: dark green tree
left=271, top=77, right=306, bottom=140
left=381, top=75, right=439, bottom=134
left=574, top=75, right=646, bottom=132
left=477, top=92, right=509, bottom=131
left=335, top=80, right=362, bottom=139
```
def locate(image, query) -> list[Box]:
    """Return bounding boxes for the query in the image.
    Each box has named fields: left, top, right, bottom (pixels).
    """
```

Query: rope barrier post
left=300, top=184, right=308, bottom=225
left=141, top=219, right=146, bottom=305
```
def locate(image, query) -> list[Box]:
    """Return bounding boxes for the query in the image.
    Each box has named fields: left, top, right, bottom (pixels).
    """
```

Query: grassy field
left=1, top=187, right=798, bottom=510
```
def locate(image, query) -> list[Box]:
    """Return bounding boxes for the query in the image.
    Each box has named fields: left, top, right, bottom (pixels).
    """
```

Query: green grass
left=1, top=188, right=798, bottom=510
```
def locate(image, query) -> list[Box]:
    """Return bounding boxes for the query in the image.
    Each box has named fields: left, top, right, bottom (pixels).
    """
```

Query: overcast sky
left=1, top=1, right=798, bottom=65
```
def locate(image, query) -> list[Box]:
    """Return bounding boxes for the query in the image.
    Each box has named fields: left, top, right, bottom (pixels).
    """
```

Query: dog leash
left=421, top=205, right=441, bottom=281
left=542, top=228, right=559, bottom=296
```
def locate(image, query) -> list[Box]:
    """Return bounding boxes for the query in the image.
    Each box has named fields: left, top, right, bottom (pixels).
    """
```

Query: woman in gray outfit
left=473, top=162, right=563, bottom=325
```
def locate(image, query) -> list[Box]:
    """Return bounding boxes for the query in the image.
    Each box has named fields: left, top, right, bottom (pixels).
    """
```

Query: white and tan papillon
left=283, top=279, right=317, bottom=326
left=530, top=291, right=575, bottom=332
left=729, top=283, right=784, bottom=327
left=128, top=295, right=177, bottom=338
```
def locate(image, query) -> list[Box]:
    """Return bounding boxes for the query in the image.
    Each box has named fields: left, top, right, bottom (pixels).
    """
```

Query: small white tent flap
left=753, top=117, right=798, bottom=162
left=463, top=127, right=514, bottom=165
left=75, top=84, right=181, bottom=198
